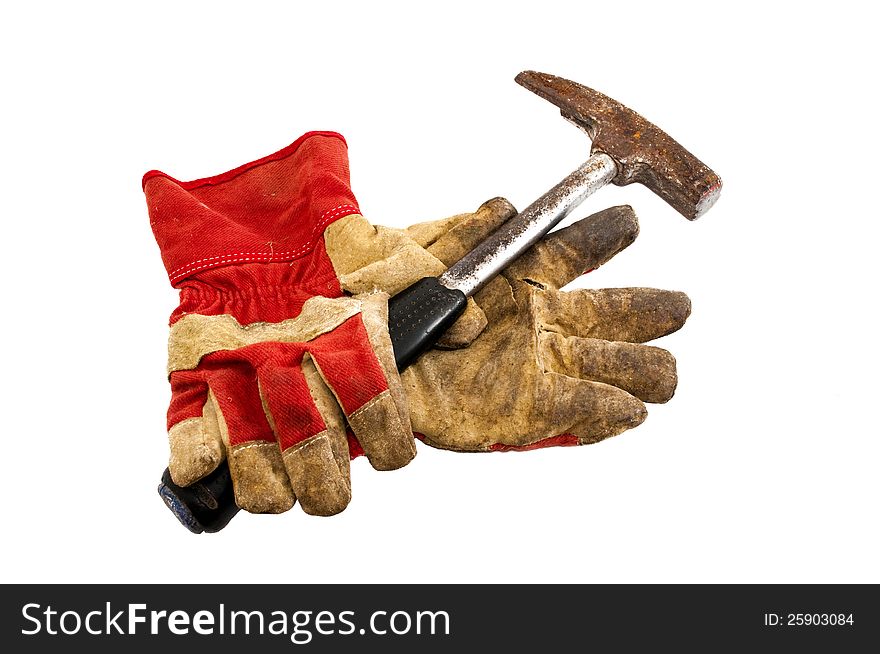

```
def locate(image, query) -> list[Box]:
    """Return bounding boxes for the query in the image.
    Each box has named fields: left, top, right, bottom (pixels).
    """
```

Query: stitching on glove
left=168, top=204, right=360, bottom=283
left=229, top=440, right=277, bottom=453
left=347, top=388, right=392, bottom=419
left=282, top=431, right=330, bottom=456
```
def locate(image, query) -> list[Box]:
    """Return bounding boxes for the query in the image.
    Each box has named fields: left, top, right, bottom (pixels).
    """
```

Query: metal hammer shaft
left=439, top=153, right=617, bottom=296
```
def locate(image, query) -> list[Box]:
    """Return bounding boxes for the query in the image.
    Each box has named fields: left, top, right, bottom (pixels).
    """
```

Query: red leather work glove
left=144, top=132, right=415, bottom=517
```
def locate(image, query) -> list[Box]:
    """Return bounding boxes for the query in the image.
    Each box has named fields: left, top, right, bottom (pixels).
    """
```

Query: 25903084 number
left=787, top=614, right=853, bottom=626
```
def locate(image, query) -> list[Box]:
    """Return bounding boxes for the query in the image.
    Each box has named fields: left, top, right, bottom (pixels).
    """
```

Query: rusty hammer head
left=516, top=71, right=721, bottom=220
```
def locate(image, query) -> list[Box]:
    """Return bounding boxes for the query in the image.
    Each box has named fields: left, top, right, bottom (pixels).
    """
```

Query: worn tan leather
left=363, top=201, right=691, bottom=452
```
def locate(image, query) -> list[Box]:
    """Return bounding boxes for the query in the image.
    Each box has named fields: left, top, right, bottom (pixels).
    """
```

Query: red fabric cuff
left=144, top=131, right=360, bottom=286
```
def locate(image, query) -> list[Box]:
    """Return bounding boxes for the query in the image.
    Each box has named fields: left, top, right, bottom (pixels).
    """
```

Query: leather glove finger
left=166, top=371, right=223, bottom=487
left=535, top=287, right=691, bottom=344
left=538, top=331, right=679, bottom=403
left=306, top=292, right=416, bottom=471
left=559, top=375, right=648, bottom=446
left=503, top=205, right=639, bottom=290
left=257, top=361, right=351, bottom=517
left=406, top=197, right=518, bottom=265
left=167, top=366, right=296, bottom=514
left=412, top=360, right=648, bottom=452
left=205, top=364, right=296, bottom=514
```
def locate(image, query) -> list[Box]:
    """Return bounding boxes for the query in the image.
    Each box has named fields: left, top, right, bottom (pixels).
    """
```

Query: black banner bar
left=2, top=584, right=875, bottom=651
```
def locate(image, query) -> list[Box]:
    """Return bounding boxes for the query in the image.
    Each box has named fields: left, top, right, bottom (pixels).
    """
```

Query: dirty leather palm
left=398, top=199, right=690, bottom=451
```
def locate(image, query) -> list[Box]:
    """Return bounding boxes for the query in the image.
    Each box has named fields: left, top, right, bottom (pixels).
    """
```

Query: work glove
left=274, top=192, right=681, bottom=454
left=145, top=131, right=489, bottom=516
left=366, top=198, right=690, bottom=451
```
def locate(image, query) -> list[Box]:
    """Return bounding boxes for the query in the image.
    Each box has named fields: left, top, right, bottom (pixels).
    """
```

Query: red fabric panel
left=488, top=433, right=580, bottom=452
left=346, top=431, right=365, bottom=459
left=144, top=132, right=358, bottom=286
left=309, top=315, right=390, bottom=415
left=198, top=357, right=277, bottom=448
left=256, top=362, right=328, bottom=451
left=167, top=370, right=209, bottom=430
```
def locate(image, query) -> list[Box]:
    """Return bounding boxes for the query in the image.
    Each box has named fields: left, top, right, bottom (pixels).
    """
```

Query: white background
left=2, top=1, right=877, bottom=584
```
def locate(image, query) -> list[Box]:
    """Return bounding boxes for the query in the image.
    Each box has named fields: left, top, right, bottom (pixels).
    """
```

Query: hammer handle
left=439, top=152, right=617, bottom=296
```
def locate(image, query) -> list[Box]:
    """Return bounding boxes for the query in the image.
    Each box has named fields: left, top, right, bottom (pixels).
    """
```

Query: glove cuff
left=144, top=131, right=359, bottom=286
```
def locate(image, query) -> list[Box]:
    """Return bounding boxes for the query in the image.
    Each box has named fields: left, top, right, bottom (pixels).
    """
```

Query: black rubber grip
left=157, top=277, right=465, bottom=533
left=157, top=465, right=240, bottom=534
left=388, top=277, right=468, bottom=370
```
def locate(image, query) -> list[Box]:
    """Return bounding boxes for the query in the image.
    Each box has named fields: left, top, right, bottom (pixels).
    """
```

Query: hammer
left=437, top=71, right=721, bottom=300
left=159, top=71, right=722, bottom=532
